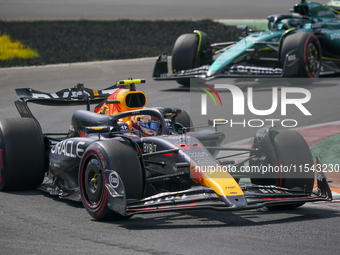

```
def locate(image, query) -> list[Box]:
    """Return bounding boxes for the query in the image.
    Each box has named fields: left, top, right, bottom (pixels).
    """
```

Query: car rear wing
left=14, top=83, right=121, bottom=119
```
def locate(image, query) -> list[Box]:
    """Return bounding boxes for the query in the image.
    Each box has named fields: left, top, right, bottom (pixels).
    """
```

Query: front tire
left=252, top=129, right=314, bottom=209
left=79, top=139, right=144, bottom=220
left=281, top=32, right=322, bottom=79
left=0, top=118, right=46, bottom=191
left=172, top=33, right=199, bottom=86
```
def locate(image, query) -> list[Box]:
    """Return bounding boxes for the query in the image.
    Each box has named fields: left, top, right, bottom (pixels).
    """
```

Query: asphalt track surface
left=1, top=0, right=301, bottom=20
left=1, top=1, right=340, bottom=255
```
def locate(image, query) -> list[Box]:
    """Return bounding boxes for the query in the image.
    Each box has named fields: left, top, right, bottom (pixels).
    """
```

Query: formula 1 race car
left=153, top=1, right=340, bottom=86
left=0, top=79, right=332, bottom=220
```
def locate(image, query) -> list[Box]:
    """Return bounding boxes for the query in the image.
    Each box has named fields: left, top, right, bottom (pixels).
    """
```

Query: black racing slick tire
left=0, top=118, right=46, bottom=191
left=252, top=130, right=315, bottom=209
left=172, top=33, right=199, bottom=86
left=176, top=110, right=194, bottom=132
left=79, top=139, right=144, bottom=221
left=281, top=32, right=322, bottom=79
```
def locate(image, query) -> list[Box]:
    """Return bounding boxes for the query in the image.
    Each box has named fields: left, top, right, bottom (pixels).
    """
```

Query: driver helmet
left=288, top=19, right=303, bottom=28
left=131, top=115, right=160, bottom=136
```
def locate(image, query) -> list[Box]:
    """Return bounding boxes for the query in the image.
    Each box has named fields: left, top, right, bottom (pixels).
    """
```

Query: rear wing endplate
left=14, top=83, right=121, bottom=119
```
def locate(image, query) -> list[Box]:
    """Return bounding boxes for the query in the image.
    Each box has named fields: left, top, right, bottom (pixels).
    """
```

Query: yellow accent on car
left=233, top=53, right=249, bottom=63
left=204, top=173, right=244, bottom=197
left=194, top=30, right=202, bottom=52
left=117, top=79, right=146, bottom=85
left=214, top=119, right=227, bottom=123
left=91, top=127, right=105, bottom=130
left=93, top=90, right=99, bottom=99
left=322, top=56, right=340, bottom=61
left=280, top=28, right=295, bottom=43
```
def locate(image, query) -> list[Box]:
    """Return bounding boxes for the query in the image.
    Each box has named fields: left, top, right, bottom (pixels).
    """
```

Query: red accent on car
left=162, top=153, right=173, bottom=157
left=0, top=149, right=4, bottom=169
left=79, top=131, right=88, bottom=137
left=189, top=143, right=203, bottom=149
left=175, top=144, right=190, bottom=150
left=96, top=188, right=108, bottom=216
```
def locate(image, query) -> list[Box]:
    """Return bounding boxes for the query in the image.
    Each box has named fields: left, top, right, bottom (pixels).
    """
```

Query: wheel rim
left=305, top=42, right=320, bottom=77
left=83, top=157, right=104, bottom=208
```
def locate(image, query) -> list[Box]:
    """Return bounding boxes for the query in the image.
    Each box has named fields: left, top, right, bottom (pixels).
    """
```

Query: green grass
left=218, top=19, right=268, bottom=31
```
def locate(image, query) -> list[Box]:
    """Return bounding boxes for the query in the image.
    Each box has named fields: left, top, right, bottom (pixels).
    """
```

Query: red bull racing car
left=0, top=79, right=332, bottom=220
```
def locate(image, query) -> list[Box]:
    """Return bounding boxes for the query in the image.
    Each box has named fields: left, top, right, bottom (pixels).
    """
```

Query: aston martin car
left=153, top=1, right=340, bottom=85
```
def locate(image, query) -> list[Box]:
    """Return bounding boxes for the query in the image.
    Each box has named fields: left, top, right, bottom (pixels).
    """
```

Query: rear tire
left=0, top=118, right=46, bottom=191
left=281, top=32, right=321, bottom=79
left=79, top=139, right=144, bottom=220
left=252, top=129, right=314, bottom=209
left=172, top=33, right=199, bottom=87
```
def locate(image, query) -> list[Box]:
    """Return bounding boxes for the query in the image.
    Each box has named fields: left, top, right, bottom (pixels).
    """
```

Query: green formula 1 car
left=153, top=1, right=340, bottom=85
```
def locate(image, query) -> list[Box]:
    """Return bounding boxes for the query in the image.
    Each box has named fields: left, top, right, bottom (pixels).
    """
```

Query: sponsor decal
left=259, top=188, right=282, bottom=194
left=121, top=124, right=128, bottom=130
left=143, top=142, right=157, bottom=153
left=330, top=33, right=340, bottom=40
left=159, top=53, right=167, bottom=63
left=230, top=65, right=283, bottom=74
left=87, top=145, right=104, bottom=159
left=163, top=135, right=185, bottom=140
left=144, top=194, right=187, bottom=205
left=287, top=54, right=296, bottom=62
left=32, top=90, right=91, bottom=99
left=317, top=10, right=333, bottom=17
left=109, top=171, right=119, bottom=188
left=132, top=110, right=141, bottom=115
left=311, top=23, right=325, bottom=29
left=51, top=140, right=86, bottom=158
